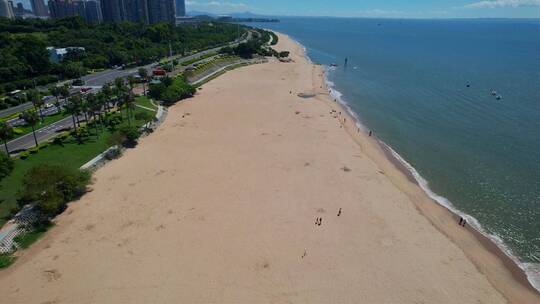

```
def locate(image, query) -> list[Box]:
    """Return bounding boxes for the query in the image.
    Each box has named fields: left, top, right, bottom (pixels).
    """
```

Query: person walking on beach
left=462, top=219, right=467, bottom=227
left=369, top=130, right=373, bottom=137
left=459, top=217, right=463, bottom=225
left=337, top=208, right=342, bottom=217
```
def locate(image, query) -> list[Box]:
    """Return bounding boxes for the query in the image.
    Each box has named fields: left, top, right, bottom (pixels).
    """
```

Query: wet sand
left=0, top=33, right=537, bottom=303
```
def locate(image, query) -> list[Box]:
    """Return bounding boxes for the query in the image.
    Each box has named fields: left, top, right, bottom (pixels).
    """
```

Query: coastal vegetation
left=17, top=164, right=91, bottom=217
left=0, top=17, right=245, bottom=93
left=0, top=94, right=156, bottom=227
left=149, top=76, right=195, bottom=106
left=0, top=152, right=13, bottom=180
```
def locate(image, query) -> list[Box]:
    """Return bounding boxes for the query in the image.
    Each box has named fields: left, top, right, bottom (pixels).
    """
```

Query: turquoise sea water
left=247, top=17, right=540, bottom=289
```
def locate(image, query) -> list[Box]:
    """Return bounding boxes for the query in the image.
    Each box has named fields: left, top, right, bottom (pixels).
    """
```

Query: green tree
left=0, top=152, right=14, bottom=181
left=101, top=83, right=112, bottom=111
left=138, top=68, right=148, bottom=95
left=66, top=94, right=82, bottom=130
left=27, top=89, right=44, bottom=122
left=0, top=122, right=14, bottom=155
left=20, top=110, right=39, bottom=147
left=17, top=164, right=91, bottom=216
left=48, top=85, right=61, bottom=112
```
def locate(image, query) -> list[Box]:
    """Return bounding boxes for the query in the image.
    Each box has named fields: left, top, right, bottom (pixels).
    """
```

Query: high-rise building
left=84, top=0, right=102, bottom=23
left=91, top=0, right=176, bottom=24
left=124, top=0, right=148, bottom=23
left=15, top=2, right=24, bottom=17
left=0, top=0, right=15, bottom=18
left=30, top=0, right=49, bottom=16
left=101, top=0, right=125, bottom=22
left=48, top=0, right=75, bottom=19
left=147, top=0, right=174, bottom=24
left=175, top=0, right=184, bottom=17
left=49, top=0, right=99, bottom=22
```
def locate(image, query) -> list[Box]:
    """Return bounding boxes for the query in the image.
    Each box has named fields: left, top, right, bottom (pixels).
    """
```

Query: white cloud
left=465, top=0, right=540, bottom=8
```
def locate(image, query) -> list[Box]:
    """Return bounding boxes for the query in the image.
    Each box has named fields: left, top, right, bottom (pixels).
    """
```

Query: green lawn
left=135, top=96, right=157, bottom=111
left=0, top=106, right=154, bottom=227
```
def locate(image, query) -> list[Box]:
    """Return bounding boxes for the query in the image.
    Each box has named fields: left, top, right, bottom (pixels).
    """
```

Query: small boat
left=496, top=95, right=503, bottom=100
left=330, top=63, right=338, bottom=67
left=491, top=90, right=497, bottom=96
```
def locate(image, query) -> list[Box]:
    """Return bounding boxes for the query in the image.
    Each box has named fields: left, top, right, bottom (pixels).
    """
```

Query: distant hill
left=188, top=11, right=277, bottom=18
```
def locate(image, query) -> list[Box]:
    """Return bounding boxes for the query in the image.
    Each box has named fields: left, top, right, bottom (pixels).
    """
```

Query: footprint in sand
left=43, top=269, right=61, bottom=282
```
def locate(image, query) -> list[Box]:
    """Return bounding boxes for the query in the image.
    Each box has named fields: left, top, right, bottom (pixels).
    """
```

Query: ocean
left=246, top=17, right=540, bottom=290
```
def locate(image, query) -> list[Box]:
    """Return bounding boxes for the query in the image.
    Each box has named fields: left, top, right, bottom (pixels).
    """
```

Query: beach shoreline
left=307, top=36, right=540, bottom=301
left=0, top=32, right=537, bottom=303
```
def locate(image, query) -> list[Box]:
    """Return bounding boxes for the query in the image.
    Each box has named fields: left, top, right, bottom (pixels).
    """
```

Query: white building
left=47, top=47, right=86, bottom=63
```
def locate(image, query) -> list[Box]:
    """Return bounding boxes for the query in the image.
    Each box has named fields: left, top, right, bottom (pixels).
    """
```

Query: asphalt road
left=2, top=115, right=77, bottom=154
left=0, top=102, right=34, bottom=118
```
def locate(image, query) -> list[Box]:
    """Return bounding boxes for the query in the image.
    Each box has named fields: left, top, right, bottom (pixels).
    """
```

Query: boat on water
left=491, top=90, right=497, bottom=96
left=496, top=95, right=503, bottom=100
left=330, top=63, right=338, bottom=67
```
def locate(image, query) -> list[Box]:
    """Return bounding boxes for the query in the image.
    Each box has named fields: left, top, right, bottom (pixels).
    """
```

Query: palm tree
left=28, top=89, right=44, bottom=123
left=60, top=85, right=70, bottom=109
left=114, top=77, right=126, bottom=94
left=138, top=68, right=148, bottom=95
left=48, top=85, right=61, bottom=112
left=87, top=93, right=103, bottom=137
left=20, top=111, right=39, bottom=147
left=127, top=75, right=136, bottom=95
left=101, top=83, right=113, bottom=112
left=114, top=78, right=127, bottom=113
left=66, top=95, right=82, bottom=131
left=123, top=93, right=135, bottom=126
left=0, top=122, right=14, bottom=154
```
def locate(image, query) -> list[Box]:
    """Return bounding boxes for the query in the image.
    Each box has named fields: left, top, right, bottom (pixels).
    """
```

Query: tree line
left=0, top=17, right=245, bottom=94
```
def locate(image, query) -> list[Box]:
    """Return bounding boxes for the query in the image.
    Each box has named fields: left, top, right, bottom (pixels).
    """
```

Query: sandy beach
left=0, top=33, right=538, bottom=303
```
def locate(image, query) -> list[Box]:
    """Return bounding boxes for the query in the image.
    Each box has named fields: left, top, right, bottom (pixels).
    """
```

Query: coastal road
left=0, top=102, right=33, bottom=118
left=82, top=33, right=251, bottom=87
left=2, top=116, right=75, bottom=154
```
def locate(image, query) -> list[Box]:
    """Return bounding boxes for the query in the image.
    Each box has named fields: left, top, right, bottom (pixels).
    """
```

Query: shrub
left=0, top=254, right=16, bottom=269
left=13, top=222, right=53, bottom=249
left=108, top=126, right=140, bottom=147
left=17, top=165, right=91, bottom=217
left=19, top=151, right=30, bottom=160
left=0, top=153, right=14, bottom=180
left=29, top=147, right=39, bottom=154
left=135, top=111, right=153, bottom=122
left=119, top=125, right=140, bottom=143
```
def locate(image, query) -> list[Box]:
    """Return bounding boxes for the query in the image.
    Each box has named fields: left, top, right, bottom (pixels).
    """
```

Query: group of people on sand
left=459, top=217, right=467, bottom=227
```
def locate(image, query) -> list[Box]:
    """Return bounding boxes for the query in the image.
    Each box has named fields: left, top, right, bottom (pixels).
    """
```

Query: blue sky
left=186, top=0, right=540, bottom=18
